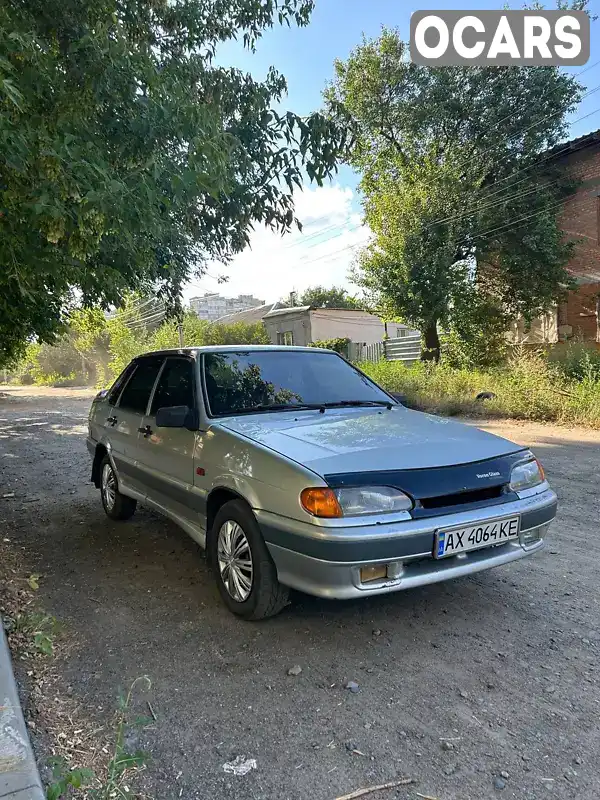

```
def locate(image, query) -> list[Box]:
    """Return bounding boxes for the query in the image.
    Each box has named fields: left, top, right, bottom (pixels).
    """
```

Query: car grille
left=419, top=484, right=506, bottom=510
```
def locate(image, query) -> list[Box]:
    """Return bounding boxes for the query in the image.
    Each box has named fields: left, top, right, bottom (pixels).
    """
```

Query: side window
left=118, top=358, right=164, bottom=415
left=150, top=358, right=195, bottom=414
left=107, top=363, right=135, bottom=406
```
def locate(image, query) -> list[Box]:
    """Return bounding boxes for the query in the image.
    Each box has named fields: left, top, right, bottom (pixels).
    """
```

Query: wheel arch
left=205, top=486, right=256, bottom=560
left=91, top=443, right=108, bottom=488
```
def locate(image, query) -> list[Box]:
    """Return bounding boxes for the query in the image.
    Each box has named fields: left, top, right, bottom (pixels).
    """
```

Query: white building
left=189, top=293, right=265, bottom=322
left=260, top=306, right=416, bottom=347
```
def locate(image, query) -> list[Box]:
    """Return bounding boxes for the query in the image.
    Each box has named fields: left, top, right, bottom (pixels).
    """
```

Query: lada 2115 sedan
left=87, top=346, right=557, bottom=619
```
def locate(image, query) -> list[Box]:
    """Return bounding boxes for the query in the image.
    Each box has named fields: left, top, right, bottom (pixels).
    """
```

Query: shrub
left=548, top=342, right=600, bottom=383
left=360, top=349, right=600, bottom=428
left=16, top=341, right=88, bottom=386
left=309, top=337, right=351, bottom=355
left=444, top=296, right=509, bottom=370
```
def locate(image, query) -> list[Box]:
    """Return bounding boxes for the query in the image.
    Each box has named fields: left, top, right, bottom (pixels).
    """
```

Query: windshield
left=203, top=350, right=392, bottom=416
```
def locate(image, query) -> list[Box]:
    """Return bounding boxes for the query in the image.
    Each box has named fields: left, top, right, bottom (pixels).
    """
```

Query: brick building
left=552, top=129, right=600, bottom=342
left=508, top=130, right=600, bottom=344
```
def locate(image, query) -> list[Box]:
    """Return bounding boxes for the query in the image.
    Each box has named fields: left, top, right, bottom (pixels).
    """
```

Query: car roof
left=136, top=344, right=337, bottom=358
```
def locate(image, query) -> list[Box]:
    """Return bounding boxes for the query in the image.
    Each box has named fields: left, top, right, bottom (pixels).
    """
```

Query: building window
left=396, top=327, right=407, bottom=338
left=597, top=196, right=600, bottom=245
left=277, top=331, right=294, bottom=346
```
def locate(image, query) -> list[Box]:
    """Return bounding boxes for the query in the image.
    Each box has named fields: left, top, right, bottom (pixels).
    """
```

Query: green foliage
left=16, top=303, right=271, bottom=387
left=106, top=319, right=148, bottom=382
left=326, top=26, right=583, bottom=360
left=23, top=338, right=81, bottom=386
left=45, top=676, right=152, bottom=799
left=0, top=0, right=346, bottom=367
left=443, top=293, right=509, bottom=370
left=203, top=321, right=271, bottom=347
left=360, top=349, right=600, bottom=428
left=46, top=762, right=94, bottom=800
left=12, top=610, right=60, bottom=656
left=309, top=337, right=350, bottom=354
left=548, top=342, right=600, bottom=383
left=299, top=285, right=359, bottom=309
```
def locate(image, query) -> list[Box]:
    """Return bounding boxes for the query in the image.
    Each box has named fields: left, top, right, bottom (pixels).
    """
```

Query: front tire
left=209, top=499, right=289, bottom=620
left=100, top=456, right=137, bottom=521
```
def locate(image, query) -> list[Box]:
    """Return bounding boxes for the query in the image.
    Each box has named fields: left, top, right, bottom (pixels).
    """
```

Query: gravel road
left=0, top=387, right=599, bottom=800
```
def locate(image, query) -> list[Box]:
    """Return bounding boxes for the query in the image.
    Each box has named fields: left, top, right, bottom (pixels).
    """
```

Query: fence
left=349, top=334, right=421, bottom=365
left=384, top=334, right=421, bottom=364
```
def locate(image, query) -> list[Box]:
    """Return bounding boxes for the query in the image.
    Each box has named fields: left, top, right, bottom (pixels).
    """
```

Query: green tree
left=0, top=0, right=346, bottom=366
left=298, top=285, right=360, bottom=308
left=325, top=23, right=586, bottom=361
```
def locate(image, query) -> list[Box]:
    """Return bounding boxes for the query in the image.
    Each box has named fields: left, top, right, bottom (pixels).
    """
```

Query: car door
left=135, top=355, right=203, bottom=524
left=109, top=356, right=165, bottom=496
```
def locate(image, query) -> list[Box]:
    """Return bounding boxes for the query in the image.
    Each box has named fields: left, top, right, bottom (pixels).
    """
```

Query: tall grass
left=361, top=348, right=600, bottom=428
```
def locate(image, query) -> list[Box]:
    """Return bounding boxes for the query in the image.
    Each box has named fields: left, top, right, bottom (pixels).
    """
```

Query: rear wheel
left=100, top=455, right=137, bottom=521
left=210, top=499, right=289, bottom=620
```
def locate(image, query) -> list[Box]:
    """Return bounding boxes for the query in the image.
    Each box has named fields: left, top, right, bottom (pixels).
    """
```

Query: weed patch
left=362, top=349, right=600, bottom=428
left=0, top=540, right=153, bottom=799
left=46, top=676, right=152, bottom=799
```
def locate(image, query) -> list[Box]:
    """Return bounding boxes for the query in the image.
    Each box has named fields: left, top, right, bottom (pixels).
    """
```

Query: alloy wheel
left=101, top=462, right=116, bottom=511
left=217, top=520, right=254, bottom=602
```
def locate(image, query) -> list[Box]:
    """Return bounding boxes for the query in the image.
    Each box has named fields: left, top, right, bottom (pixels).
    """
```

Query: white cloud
left=182, top=183, right=370, bottom=304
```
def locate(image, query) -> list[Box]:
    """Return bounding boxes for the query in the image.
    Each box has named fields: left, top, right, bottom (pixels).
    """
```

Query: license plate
left=434, top=516, right=520, bottom=559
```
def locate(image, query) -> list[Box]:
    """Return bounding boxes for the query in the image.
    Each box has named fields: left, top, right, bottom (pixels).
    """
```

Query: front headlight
left=300, top=486, right=412, bottom=518
left=509, top=458, right=545, bottom=492
left=335, top=486, right=413, bottom=516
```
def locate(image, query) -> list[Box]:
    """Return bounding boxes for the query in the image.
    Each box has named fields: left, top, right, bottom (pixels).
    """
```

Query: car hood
left=218, top=407, right=523, bottom=476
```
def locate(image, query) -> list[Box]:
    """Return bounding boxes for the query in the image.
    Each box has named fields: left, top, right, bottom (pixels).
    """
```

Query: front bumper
left=257, top=488, right=557, bottom=599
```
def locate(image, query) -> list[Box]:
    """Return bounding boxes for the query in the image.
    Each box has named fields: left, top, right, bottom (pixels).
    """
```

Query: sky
left=183, top=1, right=600, bottom=306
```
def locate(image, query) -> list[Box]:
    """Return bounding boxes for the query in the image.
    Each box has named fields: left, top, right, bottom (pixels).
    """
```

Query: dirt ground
left=0, top=386, right=599, bottom=800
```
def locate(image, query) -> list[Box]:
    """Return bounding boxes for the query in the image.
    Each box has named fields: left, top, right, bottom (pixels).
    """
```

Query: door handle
left=138, top=425, right=153, bottom=437
left=106, top=416, right=117, bottom=426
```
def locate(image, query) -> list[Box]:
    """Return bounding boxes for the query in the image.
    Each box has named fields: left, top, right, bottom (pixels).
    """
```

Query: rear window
left=118, top=357, right=164, bottom=415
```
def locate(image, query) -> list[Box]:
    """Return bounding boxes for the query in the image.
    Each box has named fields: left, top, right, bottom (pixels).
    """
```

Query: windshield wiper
left=224, top=403, right=326, bottom=416
left=320, top=400, right=393, bottom=410
left=220, top=400, right=394, bottom=417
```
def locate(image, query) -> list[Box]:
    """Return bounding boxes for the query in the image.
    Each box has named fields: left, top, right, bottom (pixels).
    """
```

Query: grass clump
left=361, top=347, right=600, bottom=428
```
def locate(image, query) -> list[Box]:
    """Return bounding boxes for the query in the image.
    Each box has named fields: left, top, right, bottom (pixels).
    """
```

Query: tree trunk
left=421, top=321, right=440, bottom=362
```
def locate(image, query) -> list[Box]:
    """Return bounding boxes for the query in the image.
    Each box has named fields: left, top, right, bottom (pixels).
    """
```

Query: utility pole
left=178, top=321, right=184, bottom=348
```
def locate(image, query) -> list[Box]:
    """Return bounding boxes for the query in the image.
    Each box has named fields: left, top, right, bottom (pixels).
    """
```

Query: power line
left=470, top=58, right=600, bottom=148
left=296, top=189, right=580, bottom=269
left=110, top=296, right=158, bottom=320
left=297, top=242, right=361, bottom=268
left=115, top=306, right=166, bottom=328
left=573, top=57, right=600, bottom=79
left=467, top=194, right=574, bottom=243
left=280, top=217, right=363, bottom=250
left=422, top=103, right=600, bottom=232
left=439, top=76, right=600, bottom=188
left=426, top=182, right=548, bottom=232
left=126, top=311, right=167, bottom=329
left=507, top=82, right=600, bottom=144
left=288, top=88, right=600, bottom=247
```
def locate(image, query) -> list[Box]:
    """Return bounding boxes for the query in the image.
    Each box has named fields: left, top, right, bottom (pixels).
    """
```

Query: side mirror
left=155, top=405, right=199, bottom=431
left=389, top=392, right=407, bottom=406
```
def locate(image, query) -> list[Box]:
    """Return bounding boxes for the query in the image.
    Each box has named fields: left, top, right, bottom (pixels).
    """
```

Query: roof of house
left=263, top=305, right=312, bottom=319
left=545, top=128, right=600, bottom=160
left=263, top=306, right=390, bottom=319
left=214, top=301, right=285, bottom=324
